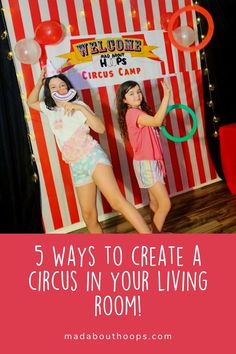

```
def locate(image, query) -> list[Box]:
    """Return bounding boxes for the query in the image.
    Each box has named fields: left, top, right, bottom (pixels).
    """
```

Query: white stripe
left=18, top=0, right=35, bottom=37
left=91, top=0, right=104, bottom=34
left=74, top=0, right=88, bottom=35
left=138, top=0, right=148, bottom=31
left=56, top=0, right=70, bottom=35
left=38, top=0, right=50, bottom=20
left=107, top=0, right=119, bottom=33
left=165, top=0, right=173, bottom=12
left=122, top=0, right=134, bottom=32
left=151, top=0, right=161, bottom=30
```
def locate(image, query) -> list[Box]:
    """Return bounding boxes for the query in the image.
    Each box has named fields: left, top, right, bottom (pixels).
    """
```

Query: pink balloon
left=172, top=26, right=195, bottom=47
left=14, top=38, right=42, bottom=64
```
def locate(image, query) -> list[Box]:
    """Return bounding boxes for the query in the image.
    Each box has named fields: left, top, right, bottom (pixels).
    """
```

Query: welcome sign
left=46, top=31, right=168, bottom=89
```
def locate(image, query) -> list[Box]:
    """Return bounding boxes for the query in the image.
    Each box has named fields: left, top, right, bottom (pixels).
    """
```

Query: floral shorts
left=133, top=160, right=165, bottom=189
left=70, top=144, right=111, bottom=187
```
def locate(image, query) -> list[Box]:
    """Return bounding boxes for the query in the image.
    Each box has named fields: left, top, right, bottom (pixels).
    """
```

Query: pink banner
left=0, top=234, right=235, bottom=353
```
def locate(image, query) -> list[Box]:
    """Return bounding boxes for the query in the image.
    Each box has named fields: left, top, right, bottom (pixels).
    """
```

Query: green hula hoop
left=160, top=104, right=198, bottom=143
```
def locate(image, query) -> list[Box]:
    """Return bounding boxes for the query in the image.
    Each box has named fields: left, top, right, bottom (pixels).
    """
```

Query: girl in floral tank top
left=28, top=68, right=150, bottom=234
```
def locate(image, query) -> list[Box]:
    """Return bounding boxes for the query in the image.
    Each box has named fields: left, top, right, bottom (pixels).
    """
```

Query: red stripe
left=162, top=77, right=183, bottom=192
left=82, top=0, right=96, bottom=34
left=182, top=71, right=206, bottom=184
left=8, top=0, right=25, bottom=39
left=158, top=0, right=167, bottom=25
left=10, top=0, right=63, bottom=229
left=98, top=87, right=126, bottom=199
left=114, top=0, right=127, bottom=33
left=65, top=0, right=80, bottom=36
left=130, top=0, right=141, bottom=31
left=99, top=0, right=112, bottom=33
left=143, top=0, right=155, bottom=31
left=143, top=80, right=155, bottom=114
left=47, top=0, right=60, bottom=19
left=195, top=70, right=217, bottom=179
left=172, top=75, right=195, bottom=188
left=28, top=0, right=42, bottom=30
left=163, top=32, right=175, bottom=74
left=161, top=61, right=166, bottom=75
left=81, top=89, right=112, bottom=214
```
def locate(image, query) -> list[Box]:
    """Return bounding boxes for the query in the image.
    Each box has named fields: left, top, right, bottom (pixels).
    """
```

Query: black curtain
left=199, top=0, right=236, bottom=178
left=0, top=5, right=44, bottom=233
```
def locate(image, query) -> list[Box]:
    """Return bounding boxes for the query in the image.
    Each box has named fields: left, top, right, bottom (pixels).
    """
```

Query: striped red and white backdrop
left=3, top=0, right=218, bottom=232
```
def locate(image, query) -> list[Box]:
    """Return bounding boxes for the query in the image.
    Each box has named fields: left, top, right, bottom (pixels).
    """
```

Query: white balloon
left=14, top=38, right=41, bottom=65
left=173, top=26, right=195, bottom=47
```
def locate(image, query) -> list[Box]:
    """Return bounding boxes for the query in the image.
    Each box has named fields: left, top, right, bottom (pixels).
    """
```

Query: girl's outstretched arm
left=137, top=81, right=170, bottom=127
left=27, top=67, right=46, bottom=111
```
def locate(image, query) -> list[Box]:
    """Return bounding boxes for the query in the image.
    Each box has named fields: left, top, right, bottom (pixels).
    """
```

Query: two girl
left=116, top=80, right=171, bottom=232
left=27, top=68, right=150, bottom=234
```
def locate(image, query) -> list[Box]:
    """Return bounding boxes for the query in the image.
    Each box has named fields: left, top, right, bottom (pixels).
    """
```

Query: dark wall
left=199, top=0, right=236, bottom=177
left=0, top=3, right=44, bottom=233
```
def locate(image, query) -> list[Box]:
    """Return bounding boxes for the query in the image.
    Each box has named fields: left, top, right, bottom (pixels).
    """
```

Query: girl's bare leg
left=76, top=182, right=103, bottom=233
left=92, top=164, right=151, bottom=234
left=148, top=182, right=171, bottom=232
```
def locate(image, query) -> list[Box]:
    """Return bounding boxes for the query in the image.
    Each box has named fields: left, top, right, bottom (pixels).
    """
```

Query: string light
left=32, top=173, right=38, bottom=183
left=200, top=51, right=206, bottom=60
left=66, top=24, right=73, bottom=33
left=209, top=84, right=215, bottom=91
left=213, top=116, right=220, bottom=123
left=24, top=114, right=31, bottom=121
left=16, top=72, right=23, bottom=80
left=1, top=30, right=7, bottom=39
left=207, top=100, right=214, bottom=108
left=7, top=51, right=13, bottom=60
left=196, top=2, right=220, bottom=139
left=31, top=154, right=36, bottom=162
left=212, top=131, right=218, bottom=138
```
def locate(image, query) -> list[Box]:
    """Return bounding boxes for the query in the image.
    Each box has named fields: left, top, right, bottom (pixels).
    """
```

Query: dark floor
left=73, top=180, right=236, bottom=234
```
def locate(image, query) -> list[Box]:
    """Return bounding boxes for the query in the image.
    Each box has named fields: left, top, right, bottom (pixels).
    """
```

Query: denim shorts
left=133, top=160, right=165, bottom=188
left=70, top=144, right=111, bottom=187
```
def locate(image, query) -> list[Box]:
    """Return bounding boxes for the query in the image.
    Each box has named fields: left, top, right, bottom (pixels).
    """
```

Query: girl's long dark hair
left=116, top=81, right=153, bottom=140
left=44, top=74, right=78, bottom=110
